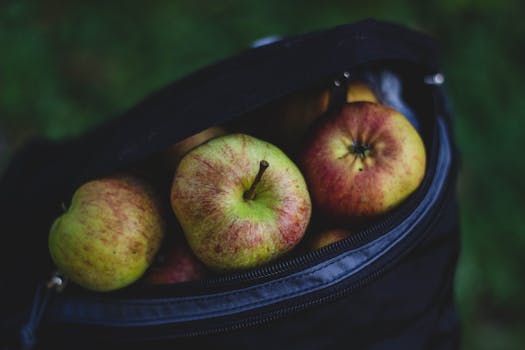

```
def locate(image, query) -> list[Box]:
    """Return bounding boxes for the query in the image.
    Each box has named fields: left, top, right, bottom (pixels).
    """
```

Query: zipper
left=18, top=271, right=66, bottom=350
left=176, top=267, right=396, bottom=339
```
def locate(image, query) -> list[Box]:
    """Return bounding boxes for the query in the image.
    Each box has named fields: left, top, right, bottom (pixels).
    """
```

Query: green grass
left=2, top=0, right=525, bottom=348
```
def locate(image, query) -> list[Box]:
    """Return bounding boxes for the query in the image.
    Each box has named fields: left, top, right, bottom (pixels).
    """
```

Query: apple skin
left=269, top=86, right=330, bottom=156
left=171, top=133, right=312, bottom=271
left=143, top=239, right=209, bottom=285
left=48, top=175, right=165, bottom=292
left=346, top=81, right=378, bottom=103
left=308, top=229, right=353, bottom=251
left=229, top=86, right=330, bottom=157
left=163, top=126, right=228, bottom=174
left=300, top=102, right=426, bottom=222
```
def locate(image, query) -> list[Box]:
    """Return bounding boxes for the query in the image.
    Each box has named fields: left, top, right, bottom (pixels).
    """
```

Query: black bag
left=1, top=19, right=461, bottom=349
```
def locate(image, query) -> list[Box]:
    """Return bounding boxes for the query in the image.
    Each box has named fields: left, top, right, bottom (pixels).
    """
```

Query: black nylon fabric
left=0, top=19, right=460, bottom=350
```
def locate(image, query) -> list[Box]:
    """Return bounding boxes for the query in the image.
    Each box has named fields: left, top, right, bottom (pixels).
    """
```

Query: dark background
left=1, top=1, right=524, bottom=348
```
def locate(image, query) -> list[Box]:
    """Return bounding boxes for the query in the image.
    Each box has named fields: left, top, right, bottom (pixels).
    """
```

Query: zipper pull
left=327, top=71, right=351, bottom=113
left=19, top=271, right=66, bottom=350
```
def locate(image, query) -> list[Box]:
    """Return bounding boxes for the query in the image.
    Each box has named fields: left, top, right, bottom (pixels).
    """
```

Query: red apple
left=308, top=229, right=353, bottom=251
left=300, top=102, right=426, bottom=222
left=143, top=239, right=209, bottom=285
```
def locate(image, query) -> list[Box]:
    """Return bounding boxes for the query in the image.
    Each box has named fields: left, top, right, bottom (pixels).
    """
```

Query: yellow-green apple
left=307, top=229, right=353, bottom=251
left=346, top=81, right=378, bottom=103
left=48, top=175, right=165, bottom=292
left=300, top=102, right=426, bottom=222
left=170, top=133, right=312, bottom=271
left=143, top=239, right=209, bottom=285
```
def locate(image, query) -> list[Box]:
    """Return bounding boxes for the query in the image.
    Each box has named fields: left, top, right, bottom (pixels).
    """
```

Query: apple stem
left=244, top=160, right=269, bottom=201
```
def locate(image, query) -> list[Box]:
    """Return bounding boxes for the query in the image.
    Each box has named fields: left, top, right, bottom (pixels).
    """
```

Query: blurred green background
left=1, top=0, right=524, bottom=348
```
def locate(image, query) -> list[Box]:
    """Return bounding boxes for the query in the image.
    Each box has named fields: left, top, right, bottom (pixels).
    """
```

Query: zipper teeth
left=195, top=199, right=412, bottom=287
left=182, top=268, right=384, bottom=338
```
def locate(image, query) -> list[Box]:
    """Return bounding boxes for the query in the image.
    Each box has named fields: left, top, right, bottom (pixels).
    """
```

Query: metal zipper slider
left=327, top=71, right=351, bottom=113
left=19, top=271, right=67, bottom=350
left=46, top=272, right=66, bottom=292
left=424, top=73, right=445, bottom=85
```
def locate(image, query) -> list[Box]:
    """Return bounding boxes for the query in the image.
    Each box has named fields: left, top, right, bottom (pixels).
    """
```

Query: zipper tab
left=326, top=71, right=351, bottom=113
left=19, top=271, right=66, bottom=350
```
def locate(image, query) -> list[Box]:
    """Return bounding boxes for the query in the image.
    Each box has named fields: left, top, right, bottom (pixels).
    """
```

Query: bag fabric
left=0, top=19, right=461, bottom=349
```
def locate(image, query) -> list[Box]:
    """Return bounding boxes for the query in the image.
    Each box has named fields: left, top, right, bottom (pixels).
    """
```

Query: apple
left=122, top=126, right=229, bottom=197
left=307, top=229, right=353, bottom=251
left=162, top=125, right=228, bottom=174
left=268, top=86, right=330, bottom=156
left=170, top=133, right=312, bottom=271
left=346, top=81, right=378, bottom=103
left=143, top=239, right=209, bottom=285
left=48, top=175, right=165, bottom=292
left=229, top=85, right=330, bottom=157
left=300, top=102, right=426, bottom=222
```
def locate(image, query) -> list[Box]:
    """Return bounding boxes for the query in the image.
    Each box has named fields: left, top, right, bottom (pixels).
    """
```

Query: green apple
left=300, top=102, right=426, bottom=222
left=48, top=175, right=165, bottom=292
left=170, top=133, right=312, bottom=271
